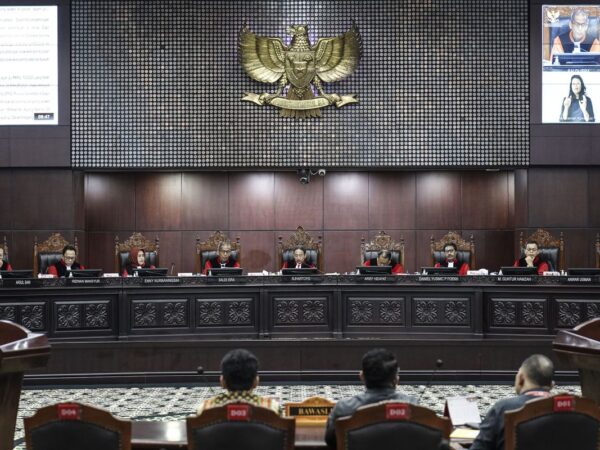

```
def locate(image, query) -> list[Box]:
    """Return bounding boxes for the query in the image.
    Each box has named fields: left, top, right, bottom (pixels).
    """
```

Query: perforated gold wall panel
left=71, top=0, right=528, bottom=168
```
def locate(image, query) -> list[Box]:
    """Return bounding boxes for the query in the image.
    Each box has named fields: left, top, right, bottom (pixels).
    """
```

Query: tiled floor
left=12, top=382, right=581, bottom=449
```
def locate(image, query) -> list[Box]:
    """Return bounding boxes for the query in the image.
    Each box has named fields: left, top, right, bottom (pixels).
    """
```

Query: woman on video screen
left=560, top=74, right=595, bottom=122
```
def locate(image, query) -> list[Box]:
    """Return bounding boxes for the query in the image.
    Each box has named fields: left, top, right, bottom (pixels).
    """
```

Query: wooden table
left=131, top=420, right=327, bottom=449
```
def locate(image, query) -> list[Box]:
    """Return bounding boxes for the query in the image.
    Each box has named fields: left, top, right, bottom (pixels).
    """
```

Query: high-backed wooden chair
left=187, top=403, right=295, bottom=450
left=277, top=226, right=323, bottom=271
left=33, top=234, right=77, bottom=277
left=335, top=402, right=452, bottom=450
left=430, top=231, right=476, bottom=269
left=2, top=235, right=8, bottom=265
left=361, top=231, right=405, bottom=269
left=519, top=229, right=565, bottom=272
left=114, top=232, right=159, bottom=274
left=24, top=402, right=131, bottom=450
left=195, top=231, right=241, bottom=274
left=504, top=395, right=600, bottom=450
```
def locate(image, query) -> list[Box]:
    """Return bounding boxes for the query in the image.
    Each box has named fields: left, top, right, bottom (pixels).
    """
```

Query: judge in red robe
left=48, top=245, right=85, bottom=277
left=122, top=247, right=155, bottom=276
left=0, top=247, right=13, bottom=272
left=514, top=240, right=549, bottom=275
left=363, top=249, right=404, bottom=274
left=204, top=241, right=240, bottom=274
left=434, top=242, right=469, bottom=276
left=281, top=246, right=316, bottom=269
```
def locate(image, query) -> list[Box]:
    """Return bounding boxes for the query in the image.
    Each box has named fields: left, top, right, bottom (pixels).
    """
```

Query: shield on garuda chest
left=285, top=51, right=316, bottom=89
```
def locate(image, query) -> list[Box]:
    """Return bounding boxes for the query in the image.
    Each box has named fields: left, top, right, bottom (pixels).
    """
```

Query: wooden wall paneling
left=323, top=230, right=366, bottom=273
left=85, top=174, right=136, bottom=231
left=11, top=231, right=37, bottom=271
left=86, top=232, right=118, bottom=273
left=507, top=171, right=515, bottom=228
left=135, top=173, right=182, bottom=230
left=562, top=229, right=594, bottom=269
left=368, top=172, right=416, bottom=230
left=323, top=172, right=369, bottom=230
left=0, top=170, right=12, bottom=229
left=462, top=230, right=515, bottom=272
left=530, top=132, right=600, bottom=166
left=12, top=169, right=75, bottom=229
left=181, top=173, right=229, bottom=230
left=589, top=168, right=600, bottom=227
left=73, top=171, right=85, bottom=230
left=461, top=171, right=510, bottom=229
left=415, top=173, right=462, bottom=229
left=0, top=141, right=9, bottom=166
left=528, top=168, right=588, bottom=228
left=274, top=172, right=323, bottom=230
left=514, top=169, right=528, bottom=228
left=231, top=231, right=276, bottom=273
left=9, top=126, right=70, bottom=167
left=229, top=173, right=275, bottom=230
left=139, top=231, right=182, bottom=274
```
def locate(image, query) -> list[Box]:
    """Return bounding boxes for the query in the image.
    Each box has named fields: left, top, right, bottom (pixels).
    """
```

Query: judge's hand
left=525, top=255, right=535, bottom=267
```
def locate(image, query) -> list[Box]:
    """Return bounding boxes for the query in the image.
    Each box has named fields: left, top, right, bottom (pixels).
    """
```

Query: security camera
left=317, top=168, right=327, bottom=176
left=297, top=168, right=310, bottom=184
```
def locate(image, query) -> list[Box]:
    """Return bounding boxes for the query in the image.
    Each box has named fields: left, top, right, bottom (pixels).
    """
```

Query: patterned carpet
left=12, top=383, right=581, bottom=449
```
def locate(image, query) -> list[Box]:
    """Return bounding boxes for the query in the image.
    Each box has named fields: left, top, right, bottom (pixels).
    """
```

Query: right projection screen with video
left=542, top=5, right=600, bottom=123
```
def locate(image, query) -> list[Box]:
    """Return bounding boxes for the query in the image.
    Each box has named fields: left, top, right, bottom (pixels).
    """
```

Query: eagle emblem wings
left=239, top=21, right=362, bottom=118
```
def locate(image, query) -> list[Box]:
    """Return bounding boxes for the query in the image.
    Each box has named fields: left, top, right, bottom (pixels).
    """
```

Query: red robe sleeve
left=47, top=264, right=58, bottom=277
left=459, top=263, right=469, bottom=276
left=392, top=263, right=404, bottom=274
left=537, top=261, right=549, bottom=275
left=203, top=259, right=213, bottom=275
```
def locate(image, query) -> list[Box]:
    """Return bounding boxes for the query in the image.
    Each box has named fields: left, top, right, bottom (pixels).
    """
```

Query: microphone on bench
left=417, top=359, right=443, bottom=403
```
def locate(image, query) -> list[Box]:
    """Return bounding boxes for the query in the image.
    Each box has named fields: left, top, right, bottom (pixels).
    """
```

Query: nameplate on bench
left=141, top=277, right=182, bottom=285
left=285, top=396, right=335, bottom=423
left=355, top=275, right=396, bottom=283
left=562, top=276, right=600, bottom=284
left=418, top=275, right=460, bottom=282
left=67, top=278, right=107, bottom=286
left=206, top=275, right=248, bottom=284
left=1, top=278, right=43, bottom=288
left=281, top=275, right=324, bottom=283
left=496, top=276, right=536, bottom=283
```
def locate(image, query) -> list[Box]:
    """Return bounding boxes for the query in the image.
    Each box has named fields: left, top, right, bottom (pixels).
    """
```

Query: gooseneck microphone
left=417, top=359, right=443, bottom=403
left=170, top=262, right=175, bottom=276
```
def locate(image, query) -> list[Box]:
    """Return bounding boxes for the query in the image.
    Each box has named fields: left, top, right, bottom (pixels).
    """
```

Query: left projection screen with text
left=0, top=5, right=58, bottom=125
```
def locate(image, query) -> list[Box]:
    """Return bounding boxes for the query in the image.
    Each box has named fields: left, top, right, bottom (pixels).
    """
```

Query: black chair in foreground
left=335, top=401, right=452, bottom=450
left=24, top=402, right=131, bottom=450
left=187, top=403, right=295, bottom=450
left=504, top=394, right=600, bottom=450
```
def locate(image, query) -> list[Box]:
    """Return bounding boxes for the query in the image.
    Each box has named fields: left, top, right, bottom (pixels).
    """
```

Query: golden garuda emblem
left=239, top=21, right=362, bottom=118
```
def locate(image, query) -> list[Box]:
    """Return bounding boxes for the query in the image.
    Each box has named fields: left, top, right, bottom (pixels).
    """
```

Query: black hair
left=443, top=242, right=457, bottom=252
left=361, top=348, right=398, bottom=389
left=377, top=249, right=391, bottom=259
left=293, top=246, right=306, bottom=254
left=62, top=245, right=77, bottom=255
left=525, top=240, right=539, bottom=249
left=221, top=348, right=259, bottom=391
left=521, top=354, right=554, bottom=388
left=567, top=74, right=587, bottom=100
